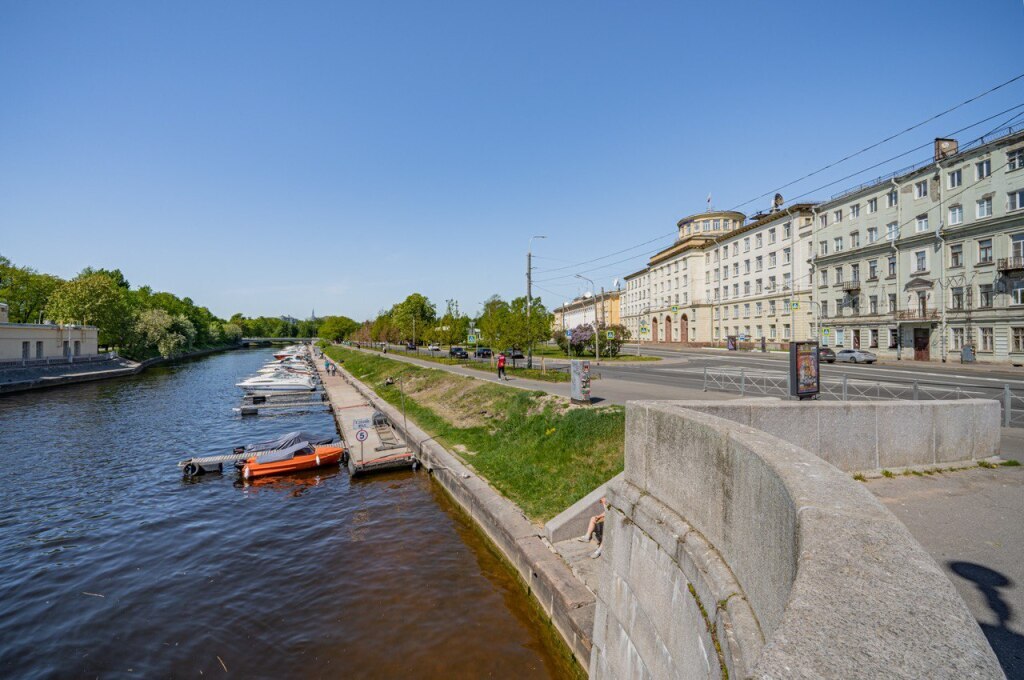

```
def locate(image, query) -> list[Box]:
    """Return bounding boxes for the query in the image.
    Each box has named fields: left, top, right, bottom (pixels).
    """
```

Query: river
left=0, top=349, right=575, bottom=679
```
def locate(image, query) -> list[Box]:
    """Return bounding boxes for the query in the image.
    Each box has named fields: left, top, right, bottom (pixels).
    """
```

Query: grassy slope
left=326, top=346, right=624, bottom=521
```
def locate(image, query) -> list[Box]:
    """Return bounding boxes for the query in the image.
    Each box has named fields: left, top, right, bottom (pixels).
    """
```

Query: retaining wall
left=590, top=400, right=1003, bottom=679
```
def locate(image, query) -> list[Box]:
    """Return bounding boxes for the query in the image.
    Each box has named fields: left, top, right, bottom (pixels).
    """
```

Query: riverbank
left=0, top=344, right=242, bottom=395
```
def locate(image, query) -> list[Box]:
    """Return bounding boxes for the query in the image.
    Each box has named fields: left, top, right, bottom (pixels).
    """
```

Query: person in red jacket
left=497, top=352, right=507, bottom=380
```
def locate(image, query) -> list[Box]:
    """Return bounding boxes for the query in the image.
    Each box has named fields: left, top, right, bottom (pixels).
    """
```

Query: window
left=951, top=287, right=964, bottom=310
left=850, top=204, right=860, bottom=218
left=948, top=169, right=962, bottom=188
left=768, top=252, right=777, bottom=268
left=783, top=247, right=791, bottom=264
left=867, top=197, right=878, bottom=213
left=768, top=228, right=776, bottom=244
left=914, top=180, right=928, bottom=198
left=1014, top=327, right=1024, bottom=353
left=783, top=324, right=790, bottom=339
left=1006, top=147, right=1024, bottom=172
left=744, top=259, right=751, bottom=274
left=733, top=283, right=739, bottom=297
left=951, top=328, right=964, bottom=351
left=756, top=325, right=763, bottom=338
left=1014, top=234, right=1024, bottom=259
left=819, top=240, right=829, bottom=256
left=887, top=189, right=898, bottom=207
left=886, top=222, right=899, bottom=240
left=867, top=226, right=878, bottom=243
left=869, top=296, right=878, bottom=314
left=1013, top=280, right=1024, bottom=306
left=768, top=275, right=776, bottom=290
left=833, top=210, right=843, bottom=223
left=821, top=301, right=828, bottom=318
left=783, top=273, right=792, bottom=289
left=755, top=278, right=763, bottom=293
left=743, top=282, right=751, bottom=296
left=732, top=243, right=738, bottom=257
left=769, top=300, right=777, bottom=315
left=1009, top=189, right=1024, bottom=211
left=819, top=214, right=828, bottom=228
left=980, top=284, right=993, bottom=308
left=889, top=328, right=899, bottom=348
left=783, top=222, right=792, bottom=239
left=819, top=269, right=828, bottom=286
left=834, top=236, right=844, bottom=252
left=769, top=325, right=777, bottom=339
left=979, top=239, right=993, bottom=263
left=915, top=250, right=927, bottom=272
left=835, top=298, right=843, bottom=317
left=755, top=234, right=763, bottom=248
left=888, top=256, right=897, bottom=277
left=950, top=243, right=963, bottom=267
left=744, top=238, right=750, bottom=252
left=850, top=232, right=860, bottom=247
left=980, top=327, right=993, bottom=352
left=733, top=263, right=739, bottom=277
left=834, top=267, right=843, bottom=284
left=868, top=260, right=878, bottom=279
left=916, top=215, right=929, bottom=232
left=977, top=197, right=993, bottom=218
left=976, top=159, right=991, bottom=180
left=755, top=302, right=763, bottom=316
left=949, top=204, right=963, bottom=225
left=888, top=293, right=897, bottom=313
left=743, top=303, right=750, bottom=318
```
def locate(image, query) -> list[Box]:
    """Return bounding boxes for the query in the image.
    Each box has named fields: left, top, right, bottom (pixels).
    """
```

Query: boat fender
left=315, top=454, right=321, bottom=467
left=182, top=462, right=200, bottom=478
left=242, top=465, right=251, bottom=480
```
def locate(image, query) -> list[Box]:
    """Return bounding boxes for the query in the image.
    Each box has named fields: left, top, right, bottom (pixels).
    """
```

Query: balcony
left=842, top=280, right=861, bottom=292
left=998, top=256, right=1024, bottom=272
left=895, top=308, right=940, bottom=321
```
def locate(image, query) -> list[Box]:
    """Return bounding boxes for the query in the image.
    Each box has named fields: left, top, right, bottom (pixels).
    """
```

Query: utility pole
left=527, top=235, right=546, bottom=369
left=575, top=273, right=599, bottom=362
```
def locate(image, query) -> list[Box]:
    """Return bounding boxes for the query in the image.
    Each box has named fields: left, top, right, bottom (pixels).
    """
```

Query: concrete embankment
left=327, top=360, right=596, bottom=672
left=0, top=345, right=242, bottom=395
left=590, top=400, right=1004, bottom=679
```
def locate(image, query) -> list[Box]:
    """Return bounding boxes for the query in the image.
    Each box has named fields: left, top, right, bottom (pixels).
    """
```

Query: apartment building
left=704, top=204, right=817, bottom=344
left=621, top=269, right=649, bottom=340
left=552, top=290, right=621, bottom=334
left=813, top=126, right=1024, bottom=363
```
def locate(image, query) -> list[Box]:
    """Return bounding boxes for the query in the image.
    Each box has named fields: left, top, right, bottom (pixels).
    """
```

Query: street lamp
left=527, top=235, right=547, bottom=369
left=575, top=273, right=600, bottom=362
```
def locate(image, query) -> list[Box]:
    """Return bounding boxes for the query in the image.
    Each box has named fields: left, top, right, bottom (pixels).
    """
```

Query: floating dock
left=314, top=355, right=415, bottom=476
left=235, top=391, right=329, bottom=416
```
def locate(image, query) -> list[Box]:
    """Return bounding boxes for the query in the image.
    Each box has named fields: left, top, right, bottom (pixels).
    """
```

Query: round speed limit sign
left=355, top=429, right=369, bottom=442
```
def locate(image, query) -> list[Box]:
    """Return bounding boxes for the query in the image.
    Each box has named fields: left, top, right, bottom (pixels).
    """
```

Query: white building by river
left=0, top=302, right=99, bottom=362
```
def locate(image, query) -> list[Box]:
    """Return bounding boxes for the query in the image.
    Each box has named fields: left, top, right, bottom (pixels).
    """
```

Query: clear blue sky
left=2, top=1, right=1022, bottom=321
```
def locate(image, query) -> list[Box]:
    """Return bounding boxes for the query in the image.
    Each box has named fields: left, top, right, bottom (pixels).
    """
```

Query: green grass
left=462, top=362, right=570, bottom=383
left=1000, top=459, right=1021, bottom=467
left=325, top=346, right=624, bottom=521
left=530, top=344, right=661, bottom=362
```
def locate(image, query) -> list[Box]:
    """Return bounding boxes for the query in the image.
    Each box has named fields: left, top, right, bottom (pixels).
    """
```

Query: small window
left=977, top=197, right=993, bottom=218
left=916, top=215, right=929, bottom=232
left=868, top=260, right=878, bottom=279
left=1008, top=148, right=1024, bottom=172
left=915, top=250, right=927, bottom=272
left=914, top=180, right=928, bottom=198
left=976, top=159, right=992, bottom=180
left=1013, top=327, right=1024, bottom=353
left=886, top=222, right=899, bottom=240
left=980, top=327, right=994, bottom=352
left=833, top=210, right=843, bottom=223
left=834, top=236, right=844, bottom=252
left=980, top=284, right=993, bottom=308
left=819, top=214, right=828, bottom=228
left=867, top=226, right=878, bottom=243
left=867, top=198, right=878, bottom=213
left=1009, top=189, right=1024, bottom=212
left=979, top=239, right=993, bottom=263
left=950, top=243, right=963, bottom=268
left=850, top=204, right=860, bottom=218
left=948, top=169, right=962, bottom=188
left=850, top=232, right=860, bottom=247
left=887, top=190, right=899, bottom=207
left=888, top=256, right=897, bottom=277
left=949, top=205, right=963, bottom=225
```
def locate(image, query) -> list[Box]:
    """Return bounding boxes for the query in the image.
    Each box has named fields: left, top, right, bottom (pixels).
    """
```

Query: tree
left=0, top=260, right=63, bottom=323
left=221, top=323, right=243, bottom=343
left=391, top=293, right=436, bottom=343
left=476, top=295, right=510, bottom=350
left=436, top=299, right=470, bottom=347
left=317, top=315, right=360, bottom=343
left=45, top=273, right=132, bottom=347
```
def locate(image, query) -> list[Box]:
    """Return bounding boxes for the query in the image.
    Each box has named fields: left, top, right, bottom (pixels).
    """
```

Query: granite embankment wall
left=0, top=345, right=241, bottom=394
left=333, top=365, right=596, bottom=672
left=590, top=400, right=1004, bottom=679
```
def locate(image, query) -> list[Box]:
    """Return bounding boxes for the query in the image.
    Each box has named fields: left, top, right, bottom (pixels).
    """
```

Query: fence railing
left=701, top=367, right=1023, bottom=428
left=0, top=352, right=117, bottom=370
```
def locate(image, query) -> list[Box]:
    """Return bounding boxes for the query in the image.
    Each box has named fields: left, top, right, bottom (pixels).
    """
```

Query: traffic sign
left=566, top=330, right=572, bottom=338
left=353, top=417, right=371, bottom=431
left=355, top=429, right=369, bottom=442
left=823, top=328, right=831, bottom=336
left=468, top=334, right=476, bottom=343
left=671, top=305, right=679, bottom=313
left=791, top=302, right=799, bottom=310
left=606, top=331, right=615, bottom=340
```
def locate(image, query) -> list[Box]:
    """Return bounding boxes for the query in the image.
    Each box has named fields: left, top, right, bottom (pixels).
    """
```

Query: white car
left=427, top=343, right=441, bottom=352
left=836, top=349, right=877, bottom=364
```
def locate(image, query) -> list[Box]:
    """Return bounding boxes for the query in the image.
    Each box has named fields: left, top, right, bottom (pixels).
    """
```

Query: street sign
left=353, top=417, right=371, bottom=431
left=790, top=302, right=799, bottom=310
left=822, top=328, right=831, bottom=336
left=671, top=305, right=679, bottom=313
left=468, top=334, right=476, bottom=343
left=606, top=331, right=615, bottom=339
left=566, top=330, right=572, bottom=338
left=355, top=429, right=369, bottom=442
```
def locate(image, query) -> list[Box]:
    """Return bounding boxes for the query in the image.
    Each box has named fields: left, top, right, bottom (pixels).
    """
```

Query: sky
left=2, top=1, right=1023, bottom=321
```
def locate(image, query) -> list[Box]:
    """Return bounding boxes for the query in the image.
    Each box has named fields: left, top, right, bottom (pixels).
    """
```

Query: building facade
left=552, top=290, right=621, bottom=335
left=812, top=127, right=1024, bottom=363
left=0, top=303, right=99, bottom=362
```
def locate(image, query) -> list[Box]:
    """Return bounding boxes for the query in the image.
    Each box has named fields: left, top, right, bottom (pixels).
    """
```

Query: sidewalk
left=344, top=347, right=732, bottom=406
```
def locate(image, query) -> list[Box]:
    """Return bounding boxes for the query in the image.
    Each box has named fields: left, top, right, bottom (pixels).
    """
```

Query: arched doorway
left=680, top=314, right=689, bottom=343
left=665, top=315, right=673, bottom=342
left=651, top=317, right=658, bottom=343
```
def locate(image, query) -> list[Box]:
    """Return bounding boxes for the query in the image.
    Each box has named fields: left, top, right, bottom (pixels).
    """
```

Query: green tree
left=0, top=260, right=63, bottom=323
left=45, top=273, right=132, bottom=347
left=476, top=295, right=510, bottom=350
left=317, top=315, right=360, bottom=342
left=391, top=293, right=436, bottom=344
left=435, top=299, right=470, bottom=346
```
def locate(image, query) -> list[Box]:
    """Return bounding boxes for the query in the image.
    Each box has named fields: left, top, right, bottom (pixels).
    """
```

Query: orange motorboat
left=238, top=442, right=345, bottom=480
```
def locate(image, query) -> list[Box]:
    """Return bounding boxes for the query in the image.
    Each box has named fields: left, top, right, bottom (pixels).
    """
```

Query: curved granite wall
left=589, top=401, right=1003, bottom=679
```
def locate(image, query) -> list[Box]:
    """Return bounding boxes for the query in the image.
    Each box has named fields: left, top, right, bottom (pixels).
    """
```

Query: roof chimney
left=934, top=138, right=958, bottom=162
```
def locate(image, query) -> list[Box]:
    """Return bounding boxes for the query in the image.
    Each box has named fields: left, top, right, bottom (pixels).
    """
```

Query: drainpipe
left=811, top=208, right=819, bottom=343
left=891, top=178, right=902, bottom=360
left=936, top=161, right=947, bottom=362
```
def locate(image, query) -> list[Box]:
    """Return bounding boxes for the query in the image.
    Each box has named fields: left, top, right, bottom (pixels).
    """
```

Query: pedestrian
left=497, top=352, right=507, bottom=380
left=577, top=497, right=608, bottom=559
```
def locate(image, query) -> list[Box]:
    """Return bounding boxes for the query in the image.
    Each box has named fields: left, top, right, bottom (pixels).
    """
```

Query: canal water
left=0, top=349, right=574, bottom=679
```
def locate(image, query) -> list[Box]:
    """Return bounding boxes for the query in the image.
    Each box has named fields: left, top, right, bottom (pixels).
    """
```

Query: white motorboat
left=256, top=365, right=314, bottom=375
left=236, top=374, right=316, bottom=392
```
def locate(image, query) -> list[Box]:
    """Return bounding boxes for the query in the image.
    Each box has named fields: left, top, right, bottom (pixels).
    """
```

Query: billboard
left=789, top=340, right=820, bottom=399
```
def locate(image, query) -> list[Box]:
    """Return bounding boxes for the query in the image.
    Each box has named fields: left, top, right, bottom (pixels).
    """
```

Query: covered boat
left=233, top=431, right=344, bottom=479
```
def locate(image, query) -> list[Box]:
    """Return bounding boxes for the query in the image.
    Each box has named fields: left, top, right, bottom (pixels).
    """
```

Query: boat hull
left=241, top=445, right=345, bottom=479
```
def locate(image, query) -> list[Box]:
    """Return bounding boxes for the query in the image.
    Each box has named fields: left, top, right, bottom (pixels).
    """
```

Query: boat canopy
left=244, top=431, right=334, bottom=454
left=252, top=441, right=313, bottom=464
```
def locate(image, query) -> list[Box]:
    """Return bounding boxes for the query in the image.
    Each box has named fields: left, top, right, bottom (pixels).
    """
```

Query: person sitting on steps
left=577, top=496, right=607, bottom=558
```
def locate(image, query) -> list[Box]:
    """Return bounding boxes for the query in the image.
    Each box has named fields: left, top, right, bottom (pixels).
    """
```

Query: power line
left=728, top=71, right=1024, bottom=211
left=533, top=230, right=677, bottom=274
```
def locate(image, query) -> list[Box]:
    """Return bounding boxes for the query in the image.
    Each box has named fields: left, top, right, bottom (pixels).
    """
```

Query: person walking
left=497, top=352, right=507, bottom=380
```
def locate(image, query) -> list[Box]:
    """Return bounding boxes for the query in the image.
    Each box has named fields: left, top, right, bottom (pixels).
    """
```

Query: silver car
left=836, top=349, right=877, bottom=364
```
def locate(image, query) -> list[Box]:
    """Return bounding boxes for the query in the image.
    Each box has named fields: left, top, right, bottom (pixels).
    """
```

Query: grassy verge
left=462, top=362, right=570, bottom=383
left=325, top=346, right=624, bottom=521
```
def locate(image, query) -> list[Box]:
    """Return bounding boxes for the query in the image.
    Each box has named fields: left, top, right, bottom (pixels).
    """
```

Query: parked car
left=474, top=347, right=492, bottom=358
left=427, top=343, right=440, bottom=352
left=818, top=347, right=836, bottom=363
left=503, top=348, right=525, bottom=360
left=836, top=349, right=876, bottom=364
left=405, top=342, right=416, bottom=351
left=449, top=346, right=469, bottom=359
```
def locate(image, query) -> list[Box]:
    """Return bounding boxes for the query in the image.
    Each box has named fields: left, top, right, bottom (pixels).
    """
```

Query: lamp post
left=527, top=235, right=547, bottom=369
left=575, top=273, right=600, bottom=362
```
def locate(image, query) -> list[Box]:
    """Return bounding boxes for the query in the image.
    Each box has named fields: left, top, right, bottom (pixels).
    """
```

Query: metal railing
left=997, top=256, right=1024, bottom=272
left=0, top=352, right=117, bottom=370
left=701, top=367, right=1024, bottom=428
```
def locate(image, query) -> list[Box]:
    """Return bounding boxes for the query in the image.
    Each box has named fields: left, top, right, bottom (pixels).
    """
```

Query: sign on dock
left=355, top=429, right=368, bottom=442
left=353, top=417, right=371, bottom=431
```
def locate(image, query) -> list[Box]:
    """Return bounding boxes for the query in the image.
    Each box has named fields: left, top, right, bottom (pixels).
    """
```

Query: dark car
left=474, top=347, right=493, bottom=358
left=503, top=348, right=525, bottom=360
left=405, top=343, right=416, bottom=351
left=818, top=347, right=836, bottom=363
left=449, top=346, right=469, bottom=359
